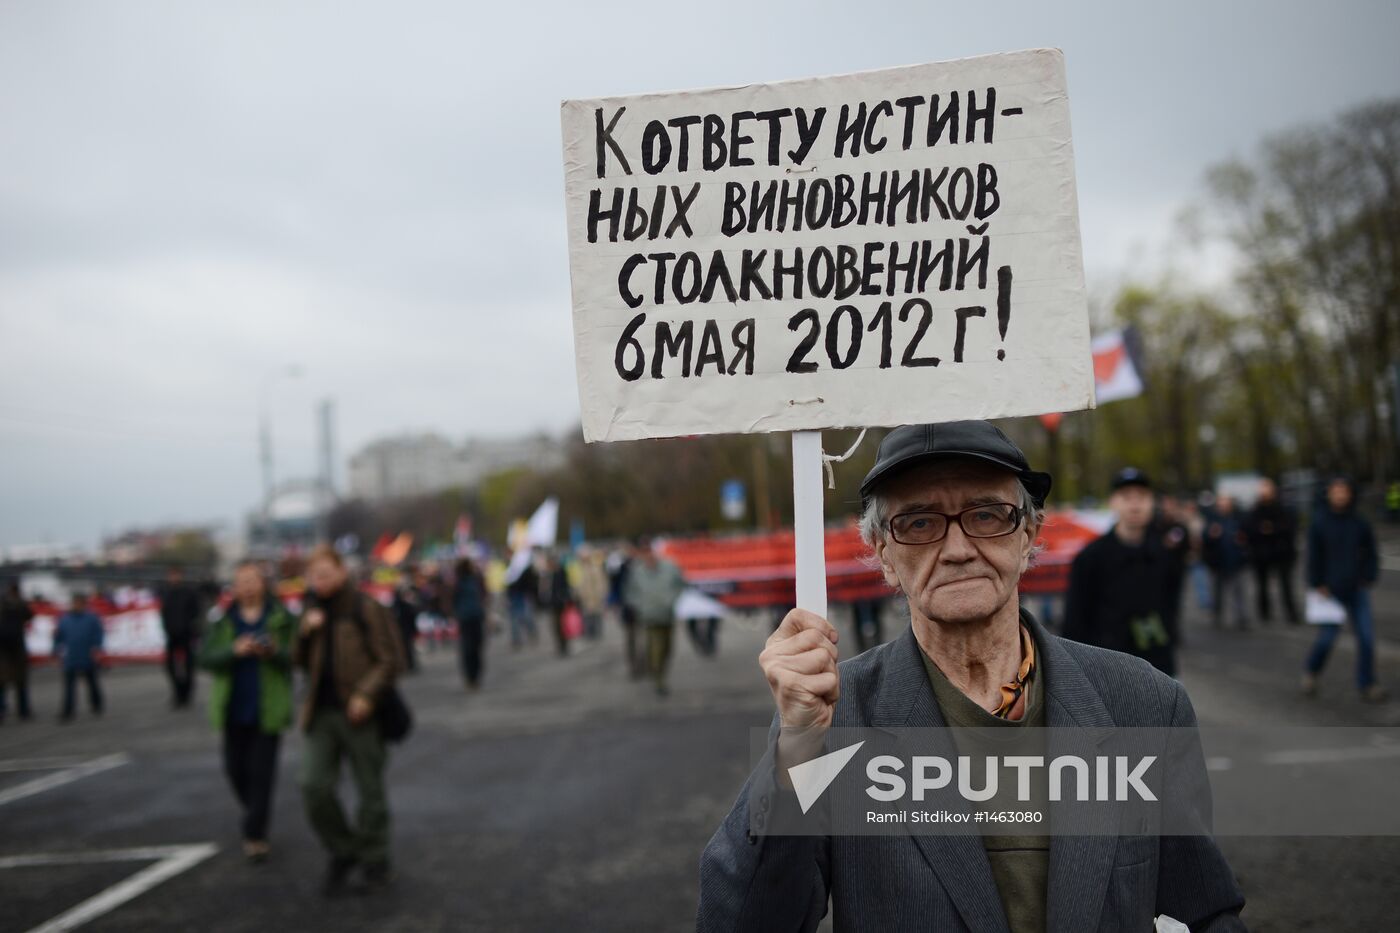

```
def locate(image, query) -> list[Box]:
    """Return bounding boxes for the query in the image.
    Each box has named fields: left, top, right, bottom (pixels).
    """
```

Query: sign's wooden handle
left=791, top=431, right=828, bottom=618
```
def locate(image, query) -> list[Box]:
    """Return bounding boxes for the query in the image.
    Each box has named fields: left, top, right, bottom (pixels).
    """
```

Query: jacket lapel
left=873, top=629, right=1011, bottom=933
left=1028, top=615, right=1120, bottom=933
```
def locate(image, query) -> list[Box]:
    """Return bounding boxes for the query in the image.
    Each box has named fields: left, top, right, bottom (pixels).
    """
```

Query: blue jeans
left=1191, top=563, right=1213, bottom=610
left=1305, top=589, right=1376, bottom=690
left=507, top=593, right=536, bottom=647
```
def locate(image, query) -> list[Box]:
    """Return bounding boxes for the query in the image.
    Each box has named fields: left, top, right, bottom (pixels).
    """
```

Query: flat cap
left=1109, top=467, right=1152, bottom=491
left=860, top=421, right=1052, bottom=508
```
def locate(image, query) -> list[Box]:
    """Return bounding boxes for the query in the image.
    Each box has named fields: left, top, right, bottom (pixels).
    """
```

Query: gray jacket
left=697, top=612, right=1245, bottom=932
left=623, top=558, right=686, bottom=627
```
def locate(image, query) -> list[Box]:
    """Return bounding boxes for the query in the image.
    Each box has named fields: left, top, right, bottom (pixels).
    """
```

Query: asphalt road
left=2, top=547, right=1398, bottom=932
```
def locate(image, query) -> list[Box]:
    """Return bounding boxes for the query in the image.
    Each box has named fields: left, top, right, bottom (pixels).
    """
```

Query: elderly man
left=698, top=421, right=1244, bottom=932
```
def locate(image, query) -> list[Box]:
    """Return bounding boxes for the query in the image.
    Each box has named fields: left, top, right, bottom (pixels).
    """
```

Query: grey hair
left=858, top=483, right=1048, bottom=562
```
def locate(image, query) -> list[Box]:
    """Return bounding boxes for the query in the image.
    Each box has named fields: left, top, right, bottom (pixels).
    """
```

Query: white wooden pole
left=791, top=431, right=828, bottom=618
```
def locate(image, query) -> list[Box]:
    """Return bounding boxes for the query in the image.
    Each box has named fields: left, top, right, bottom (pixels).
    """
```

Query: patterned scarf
left=992, top=624, right=1036, bottom=720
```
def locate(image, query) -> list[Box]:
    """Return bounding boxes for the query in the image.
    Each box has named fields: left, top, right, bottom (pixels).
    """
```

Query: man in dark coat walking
left=0, top=582, right=35, bottom=722
left=1302, top=477, right=1383, bottom=701
left=1203, top=496, right=1250, bottom=629
left=1244, top=478, right=1300, bottom=625
left=159, top=566, right=204, bottom=708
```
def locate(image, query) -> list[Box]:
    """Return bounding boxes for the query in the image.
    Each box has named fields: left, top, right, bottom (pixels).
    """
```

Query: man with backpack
left=295, top=546, right=406, bottom=896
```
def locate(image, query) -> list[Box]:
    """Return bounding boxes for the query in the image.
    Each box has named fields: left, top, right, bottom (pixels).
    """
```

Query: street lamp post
left=259, top=365, right=303, bottom=520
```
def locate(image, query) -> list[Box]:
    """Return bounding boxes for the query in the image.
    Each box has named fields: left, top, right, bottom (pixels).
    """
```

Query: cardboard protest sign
left=562, top=48, right=1094, bottom=443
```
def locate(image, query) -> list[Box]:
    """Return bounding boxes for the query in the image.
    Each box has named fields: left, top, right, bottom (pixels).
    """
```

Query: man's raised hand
left=760, top=609, right=840, bottom=776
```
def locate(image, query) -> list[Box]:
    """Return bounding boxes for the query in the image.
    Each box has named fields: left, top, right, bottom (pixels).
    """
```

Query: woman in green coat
left=198, top=561, right=296, bottom=861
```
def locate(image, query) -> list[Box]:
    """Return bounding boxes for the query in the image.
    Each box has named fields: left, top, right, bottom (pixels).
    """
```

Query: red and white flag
left=1091, top=327, right=1144, bottom=404
left=1041, top=327, right=1144, bottom=431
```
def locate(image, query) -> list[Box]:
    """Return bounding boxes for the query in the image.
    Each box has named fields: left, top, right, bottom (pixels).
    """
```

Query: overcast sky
left=1, top=0, right=1397, bottom=548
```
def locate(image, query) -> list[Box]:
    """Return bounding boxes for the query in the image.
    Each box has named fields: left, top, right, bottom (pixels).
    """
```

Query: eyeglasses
left=887, top=502, right=1024, bottom=545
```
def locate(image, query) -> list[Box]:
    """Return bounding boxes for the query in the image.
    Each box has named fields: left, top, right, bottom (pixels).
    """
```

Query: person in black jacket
left=1063, top=468, right=1176, bottom=675
left=1302, top=477, right=1384, bottom=701
left=537, top=551, right=573, bottom=657
left=610, top=548, right=643, bottom=678
left=0, top=582, right=35, bottom=723
left=1203, top=495, right=1250, bottom=629
left=1153, top=494, right=1193, bottom=647
left=1244, top=478, right=1300, bottom=625
left=159, top=566, right=204, bottom=709
left=452, top=558, right=487, bottom=689
left=390, top=569, right=420, bottom=672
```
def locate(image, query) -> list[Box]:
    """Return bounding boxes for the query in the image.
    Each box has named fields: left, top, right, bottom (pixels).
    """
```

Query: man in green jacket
left=197, top=561, right=296, bottom=862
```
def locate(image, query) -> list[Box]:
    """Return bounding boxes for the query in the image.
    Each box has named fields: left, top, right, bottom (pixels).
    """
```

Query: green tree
left=1206, top=98, right=1400, bottom=480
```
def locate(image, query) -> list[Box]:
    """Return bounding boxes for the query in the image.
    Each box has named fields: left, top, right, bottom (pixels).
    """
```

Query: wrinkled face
left=1327, top=480, right=1352, bottom=511
left=1109, top=485, right=1155, bottom=531
left=232, top=565, right=265, bottom=604
left=307, top=556, right=347, bottom=599
left=873, top=461, right=1038, bottom=628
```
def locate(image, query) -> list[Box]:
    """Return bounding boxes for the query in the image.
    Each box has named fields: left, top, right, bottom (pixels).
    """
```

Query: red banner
left=660, top=513, right=1106, bottom=609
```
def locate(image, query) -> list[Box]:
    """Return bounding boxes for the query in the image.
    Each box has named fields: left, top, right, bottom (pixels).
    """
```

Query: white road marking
left=0, top=843, right=218, bottom=933
left=0, top=753, right=131, bottom=807
left=0, top=757, right=93, bottom=773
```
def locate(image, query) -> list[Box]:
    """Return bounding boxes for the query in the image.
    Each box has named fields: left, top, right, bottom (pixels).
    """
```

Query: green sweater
left=197, top=602, right=297, bottom=734
left=623, top=558, right=686, bottom=627
left=921, top=630, right=1049, bottom=933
